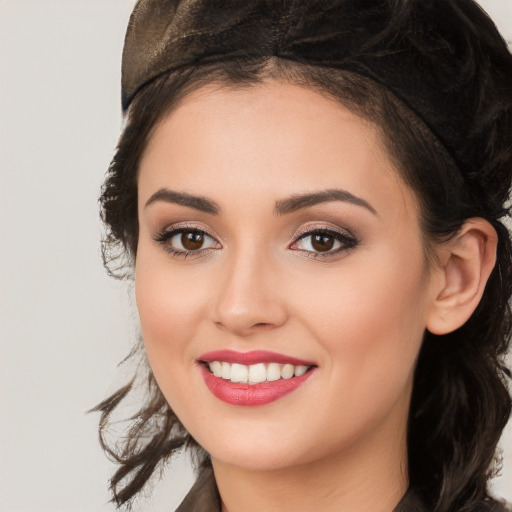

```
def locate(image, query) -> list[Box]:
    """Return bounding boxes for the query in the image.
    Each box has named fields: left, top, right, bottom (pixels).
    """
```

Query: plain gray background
left=0, top=1, right=511, bottom=510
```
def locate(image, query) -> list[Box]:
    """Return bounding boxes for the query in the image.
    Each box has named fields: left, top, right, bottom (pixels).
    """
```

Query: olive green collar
left=175, top=466, right=427, bottom=512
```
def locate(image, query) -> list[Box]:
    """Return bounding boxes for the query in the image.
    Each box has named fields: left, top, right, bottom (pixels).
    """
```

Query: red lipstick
left=197, top=350, right=316, bottom=406
left=199, top=350, right=315, bottom=366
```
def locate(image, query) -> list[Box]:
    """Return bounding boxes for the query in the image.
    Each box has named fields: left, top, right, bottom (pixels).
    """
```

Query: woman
left=94, top=0, right=512, bottom=510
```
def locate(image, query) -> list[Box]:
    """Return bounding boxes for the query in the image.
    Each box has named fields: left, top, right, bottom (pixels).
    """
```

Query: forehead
left=138, top=80, right=418, bottom=221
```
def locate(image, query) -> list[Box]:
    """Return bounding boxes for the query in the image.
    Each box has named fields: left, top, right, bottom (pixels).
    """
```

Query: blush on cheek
left=137, top=255, right=176, bottom=315
left=135, top=260, right=210, bottom=369
left=135, top=272, right=176, bottom=357
left=297, top=255, right=427, bottom=383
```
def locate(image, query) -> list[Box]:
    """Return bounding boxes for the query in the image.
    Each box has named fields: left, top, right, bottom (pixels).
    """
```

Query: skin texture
left=135, top=81, right=497, bottom=512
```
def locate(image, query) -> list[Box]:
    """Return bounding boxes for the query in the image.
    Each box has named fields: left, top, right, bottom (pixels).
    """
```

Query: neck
left=212, top=410, right=409, bottom=512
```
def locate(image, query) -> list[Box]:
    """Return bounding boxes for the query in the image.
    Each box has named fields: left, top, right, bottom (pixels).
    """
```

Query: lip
left=198, top=349, right=316, bottom=366
left=197, top=350, right=317, bottom=406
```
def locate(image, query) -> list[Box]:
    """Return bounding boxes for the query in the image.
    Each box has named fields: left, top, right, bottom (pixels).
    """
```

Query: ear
left=426, top=218, right=498, bottom=335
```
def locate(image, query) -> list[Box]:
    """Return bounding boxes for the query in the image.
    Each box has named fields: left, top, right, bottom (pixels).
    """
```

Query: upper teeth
left=207, top=361, right=309, bottom=384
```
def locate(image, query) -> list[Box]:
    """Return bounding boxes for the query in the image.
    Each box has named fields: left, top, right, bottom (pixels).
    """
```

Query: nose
left=210, top=247, right=288, bottom=338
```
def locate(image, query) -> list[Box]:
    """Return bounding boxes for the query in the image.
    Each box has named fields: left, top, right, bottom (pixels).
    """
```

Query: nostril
left=252, top=322, right=275, bottom=331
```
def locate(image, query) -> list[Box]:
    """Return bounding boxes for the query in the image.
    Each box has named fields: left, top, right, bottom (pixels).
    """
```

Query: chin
left=208, top=441, right=310, bottom=473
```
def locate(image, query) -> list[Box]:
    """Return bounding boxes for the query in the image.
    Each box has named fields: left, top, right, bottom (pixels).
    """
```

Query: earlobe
left=426, top=218, right=497, bottom=335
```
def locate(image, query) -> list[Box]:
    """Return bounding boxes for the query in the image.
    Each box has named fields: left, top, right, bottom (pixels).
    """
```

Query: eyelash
left=153, top=224, right=358, bottom=260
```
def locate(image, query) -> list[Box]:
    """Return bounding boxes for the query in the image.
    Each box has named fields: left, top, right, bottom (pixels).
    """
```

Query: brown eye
left=181, top=231, right=205, bottom=250
left=311, top=234, right=335, bottom=252
left=291, top=228, right=357, bottom=257
left=155, top=227, right=219, bottom=256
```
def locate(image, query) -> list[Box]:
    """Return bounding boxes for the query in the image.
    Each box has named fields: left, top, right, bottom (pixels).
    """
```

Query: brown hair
left=93, top=1, right=512, bottom=510
left=94, top=57, right=512, bottom=511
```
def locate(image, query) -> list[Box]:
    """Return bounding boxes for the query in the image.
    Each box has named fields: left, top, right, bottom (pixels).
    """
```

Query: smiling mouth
left=203, top=361, right=312, bottom=384
left=197, top=350, right=317, bottom=406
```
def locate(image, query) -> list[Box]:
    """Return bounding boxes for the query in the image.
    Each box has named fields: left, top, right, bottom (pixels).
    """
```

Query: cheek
left=134, top=254, right=215, bottom=418
left=134, top=252, right=207, bottom=369
left=289, top=246, right=429, bottom=402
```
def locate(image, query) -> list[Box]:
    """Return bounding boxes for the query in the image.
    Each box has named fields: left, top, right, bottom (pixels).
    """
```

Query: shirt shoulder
left=174, top=465, right=220, bottom=512
left=488, top=498, right=512, bottom=512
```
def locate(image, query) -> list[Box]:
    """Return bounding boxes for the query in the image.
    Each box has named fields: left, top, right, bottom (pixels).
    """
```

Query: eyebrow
left=144, top=187, right=377, bottom=216
left=145, top=188, right=220, bottom=214
left=273, top=189, right=377, bottom=216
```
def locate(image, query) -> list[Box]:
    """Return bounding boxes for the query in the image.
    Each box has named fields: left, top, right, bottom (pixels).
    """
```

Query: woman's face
left=135, top=81, right=438, bottom=472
